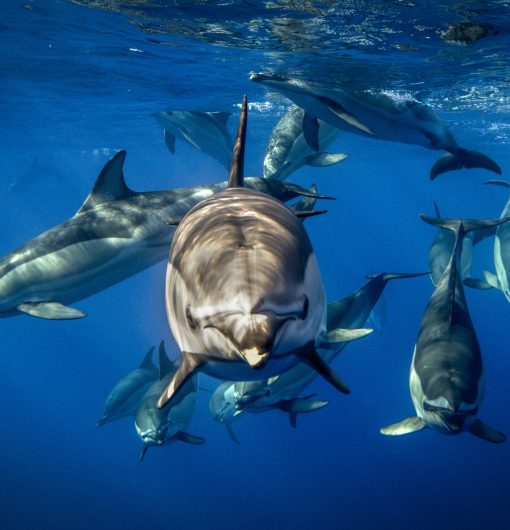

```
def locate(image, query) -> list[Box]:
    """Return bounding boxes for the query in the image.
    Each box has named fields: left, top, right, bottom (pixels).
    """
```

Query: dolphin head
left=167, top=189, right=325, bottom=371
left=209, top=382, right=241, bottom=424
left=422, top=389, right=479, bottom=434
left=249, top=72, right=309, bottom=96
left=187, top=294, right=309, bottom=369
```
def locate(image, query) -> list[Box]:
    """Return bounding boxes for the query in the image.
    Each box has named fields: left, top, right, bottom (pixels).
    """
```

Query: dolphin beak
left=239, top=347, right=270, bottom=369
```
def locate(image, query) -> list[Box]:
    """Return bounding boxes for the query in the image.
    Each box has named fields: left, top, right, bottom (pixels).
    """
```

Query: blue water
left=1, top=1, right=510, bottom=529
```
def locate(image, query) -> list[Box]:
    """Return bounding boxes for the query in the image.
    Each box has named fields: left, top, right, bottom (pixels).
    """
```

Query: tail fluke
left=420, top=214, right=510, bottom=235
left=430, top=148, right=502, bottom=180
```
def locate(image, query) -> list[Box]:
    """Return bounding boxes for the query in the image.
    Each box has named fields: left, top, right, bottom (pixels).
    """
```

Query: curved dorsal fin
left=77, top=150, right=135, bottom=214
left=227, top=95, right=247, bottom=189
left=158, top=340, right=173, bottom=379
left=139, top=346, right=155, bottom=369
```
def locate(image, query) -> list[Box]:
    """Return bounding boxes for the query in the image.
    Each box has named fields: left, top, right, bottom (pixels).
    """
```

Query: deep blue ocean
left=1, top=1, right=510, bottom=529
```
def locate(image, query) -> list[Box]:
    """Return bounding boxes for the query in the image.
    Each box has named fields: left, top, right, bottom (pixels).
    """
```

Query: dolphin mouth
left=423, top=402, right=478, bottom=432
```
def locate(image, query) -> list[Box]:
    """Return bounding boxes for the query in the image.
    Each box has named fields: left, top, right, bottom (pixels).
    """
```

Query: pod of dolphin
left=2, top=73, right=508, bottom=458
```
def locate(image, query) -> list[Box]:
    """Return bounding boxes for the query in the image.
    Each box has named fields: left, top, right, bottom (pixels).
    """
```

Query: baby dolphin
left=136, top=341, right=204, bottom=461
left=158, top=95, right=365, bottom=409
left=98, top=346, right=158, bottom=427
left=263, top=106, right=348, bottom=181
left=250, top=72, right=501, bottom=180
left=381, top=215, right=507, bottom=442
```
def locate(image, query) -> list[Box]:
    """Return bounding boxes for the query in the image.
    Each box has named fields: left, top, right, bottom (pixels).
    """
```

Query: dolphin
left=209, top=272, right=425, bottom=438
left=152, top=110, right=233, bottom=169
left=263, top=106, right=348, bottom=181
left=97, top=345, right=159, bottom=427
left=136, top=341, right=204, bottom=461
left=381, top=215, right=507, bottom=442
left=158, top=95, right=369, bottom=409
left=428, top=202, right=474, bottom=286
left=0, top=151, right=328, bottom=320
left=475, top=180, right=510, bottom=302
left=250, top=72, right=501, bottom=180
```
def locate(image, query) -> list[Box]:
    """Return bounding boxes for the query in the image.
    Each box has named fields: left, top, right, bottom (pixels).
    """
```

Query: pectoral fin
left=464, top=277, right=493, bottom=290
left=483, top=270, right=501, bottom=290
left=17, top=302, right=86, bottom=320
left=303, top=112, right=320, bottom=151
left=327, top=102, right=375, bottom=136
left=468, top=419, right=506, bottom=443
left=164, top=130, right=176, bottom=154
left=157, top=352, right=204, bottom=409
left=325, top=327, right=373, bottom=343
left=380, top=416, right=426, bottom=436
left=177, top=431, right=206, bottom=445
left=304, top=152, right=349, bottom=167
left=298, top=344, right=350, bottom=394
left=272, top=395, right=328, bottom=415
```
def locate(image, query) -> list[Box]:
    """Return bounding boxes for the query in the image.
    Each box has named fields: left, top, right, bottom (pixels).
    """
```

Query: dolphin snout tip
left=241, top=347, right=270, bottom=369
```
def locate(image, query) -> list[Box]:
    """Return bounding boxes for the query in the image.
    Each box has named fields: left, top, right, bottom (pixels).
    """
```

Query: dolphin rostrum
left=263, top=105, right=348, bottom=181
left=381, top=215, right=508, bottom=442
left=0, top=151, right=328, bottom=320
left=98, top=345, right=159, bottom=427
left=136, top=341, right=204, bottom=461
left=250, top=72, right=501, bottom=180
left=158, top=95, right=369, bottom=409
left=152, top=109, right=233, bottom=169
left=209, top=272, right=425, bottom=438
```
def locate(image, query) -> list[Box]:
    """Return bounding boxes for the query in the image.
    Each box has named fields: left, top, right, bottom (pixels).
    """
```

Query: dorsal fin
left=227, top=96, right=247, bottom=189
left=158, top=340, right=173, bottom=379
left=139, top=346, right=155, bottom=369
left=77, top=150, right=135, bottom=214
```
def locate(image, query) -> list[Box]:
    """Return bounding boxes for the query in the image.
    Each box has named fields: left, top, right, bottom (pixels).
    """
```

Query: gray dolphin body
left=263, top=106, right=348, bottom=181
left=136, top=342, right=204, bottom=460
left=381, top=215, right=507, bottom=442
left=158, top=96, right=367, bottom=409
left=98, top=346, right=159, bottom=427
left=428, top=203, right=474, bottom=286
left=250, top=72, right=501, bottom=179
left=153, top=110, right=233, bottom=169
left=0, top=151, right=325, bottom=320
left=480, top=180, right=510, bottom=302
left=210, top=272, right=424, bottom=433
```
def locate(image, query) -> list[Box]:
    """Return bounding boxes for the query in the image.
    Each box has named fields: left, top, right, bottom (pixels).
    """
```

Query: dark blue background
left=1, top=2, right=509, bottom=529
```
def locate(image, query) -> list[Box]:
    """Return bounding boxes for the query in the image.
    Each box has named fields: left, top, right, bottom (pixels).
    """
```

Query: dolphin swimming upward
left=136, top=342, right=204, bottom=461
left=250, top=72, right=501, bottom=180
left=158, top=95, right=369, bottom=409
left=381, top=215, right=508, bottom=442
left=263, top=106, right=348, bottom=181
left=0, top=152, right=328, bottom=320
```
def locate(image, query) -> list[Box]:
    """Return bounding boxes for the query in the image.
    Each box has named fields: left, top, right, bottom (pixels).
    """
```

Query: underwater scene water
left=1, top=1, right=510, bottom=529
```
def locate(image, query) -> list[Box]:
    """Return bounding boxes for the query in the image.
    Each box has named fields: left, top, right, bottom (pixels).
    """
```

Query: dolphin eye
left=186, top=306, right=197, bottom=329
